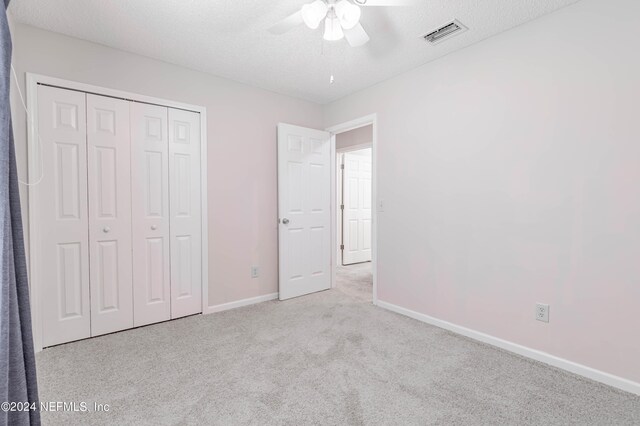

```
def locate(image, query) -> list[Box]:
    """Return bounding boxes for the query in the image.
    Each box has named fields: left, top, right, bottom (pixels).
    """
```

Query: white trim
left=326, top=114, right=378, bottom=304
left=26, top=73, right=209, bottom=352
left=27, top=74, right=204, bottom=113
left=200, top=110, right=209, bottom=317
left=336, top=151, right=343, bottom=266
left=26, top=74, right=42, bottom=352
left=377, top=300, right=640, bottom=396
left=205, top=293, right=279, bottom=314
left=330, top=135, right=337, bottom=286
left=326, top=115, right=377, bottom=134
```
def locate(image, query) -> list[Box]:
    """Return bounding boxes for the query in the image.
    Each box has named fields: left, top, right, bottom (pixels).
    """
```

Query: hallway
left=336, top=262, right=372, bottom=302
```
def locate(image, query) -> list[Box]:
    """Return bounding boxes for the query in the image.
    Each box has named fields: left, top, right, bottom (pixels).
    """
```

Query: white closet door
left=86, top=94, right=134, bottom=336
left=131, top=102, right=171, bottom=327
left=342, top=150, right=372, bottom=265
left=168, top=109, right=202, bottom=318
left=37, top=85, right=90, bottom=347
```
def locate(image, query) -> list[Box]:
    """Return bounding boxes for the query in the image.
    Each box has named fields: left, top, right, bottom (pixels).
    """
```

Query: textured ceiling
left=9, top=0, right=580, bottom=104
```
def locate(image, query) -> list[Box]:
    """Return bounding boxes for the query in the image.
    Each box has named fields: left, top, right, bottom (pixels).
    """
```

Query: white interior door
left=131, top=102, right=171, bottom=326
left=168, top=108, right=202, bottom=318
left=37, top=85, right=91, bottom=347
left=342, top=149, right=372, bottom=265
left=277, top=123, right=331, bottom=300
left=87, top=94, right=134, bottom=336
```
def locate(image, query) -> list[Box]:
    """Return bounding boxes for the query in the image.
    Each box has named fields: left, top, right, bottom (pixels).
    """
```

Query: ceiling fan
left=269, top=0, right=416, bottom=47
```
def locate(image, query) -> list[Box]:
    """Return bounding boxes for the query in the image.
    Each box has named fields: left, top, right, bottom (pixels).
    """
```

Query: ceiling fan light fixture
left=323, top=15, right=344, bottom=41
left=335, top=0, right=361, bottom=30
left=301, top=0, right=328, bottom=29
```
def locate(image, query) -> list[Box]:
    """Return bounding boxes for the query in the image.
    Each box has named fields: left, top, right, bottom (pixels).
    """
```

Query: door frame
left=327, top=114, right=378, bottom=304
left=336, top=144, right=372, bottom=267
left=25, top=73, right=209, bottom=352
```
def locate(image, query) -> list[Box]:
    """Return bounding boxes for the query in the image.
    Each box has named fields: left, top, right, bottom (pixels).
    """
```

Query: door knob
left=282, top=218, right=289, bottom=224
left=151, top=225, right=158, bottom=230
left=103, top=226, right=111, bottom=233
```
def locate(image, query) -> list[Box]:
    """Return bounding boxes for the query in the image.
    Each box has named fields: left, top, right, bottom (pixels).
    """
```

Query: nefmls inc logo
left=41, top=401, right=88, bottom=412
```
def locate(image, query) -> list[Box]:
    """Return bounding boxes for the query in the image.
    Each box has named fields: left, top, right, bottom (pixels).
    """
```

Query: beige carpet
left=36, top=263, right=640, bottom=425
left=336, top=262, right=373, bottom=302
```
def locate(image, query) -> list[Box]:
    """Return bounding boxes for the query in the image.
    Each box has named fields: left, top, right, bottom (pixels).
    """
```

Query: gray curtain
left=0, top=0, right=41, bottom=424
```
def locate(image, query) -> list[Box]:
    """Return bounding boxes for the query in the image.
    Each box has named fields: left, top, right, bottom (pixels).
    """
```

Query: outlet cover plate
left=536, top=303, right=549, bottom=323
left=251, top=266, right=259, bottom=279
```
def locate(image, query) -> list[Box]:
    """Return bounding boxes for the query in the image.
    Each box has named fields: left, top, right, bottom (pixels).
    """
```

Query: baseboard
left=375, top=300, right=640, bottom=396
left=205, top=293, right=279, bottom=315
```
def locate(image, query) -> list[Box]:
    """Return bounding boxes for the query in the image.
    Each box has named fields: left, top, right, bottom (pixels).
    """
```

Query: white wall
left=9, top=23, right=324, bottom=309
left=325, top=0, right=640, bottom=384
left=336, top=124, right=372, bottom=150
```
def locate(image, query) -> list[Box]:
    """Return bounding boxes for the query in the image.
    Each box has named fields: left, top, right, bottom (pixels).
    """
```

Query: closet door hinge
left=340, top=244, right=344, bottom=250
left=340, top=164, right=345, bottom=170
left=340, top=204, right=344, bottom=210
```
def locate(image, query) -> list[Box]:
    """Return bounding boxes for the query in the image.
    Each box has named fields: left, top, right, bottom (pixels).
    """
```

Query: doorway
left=276, top=114, right=377, bottom=303
left=328, top=118, right=377, bottom=303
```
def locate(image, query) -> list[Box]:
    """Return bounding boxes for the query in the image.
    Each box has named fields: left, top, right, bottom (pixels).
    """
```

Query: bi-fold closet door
left=38, top=86, right=91, bottom=346
left=130, top=104, right=203, bottom=326
left=167, top=108, right=202, bottom=319
left=130, top=102, right=171, bottom=327
left=86, top=93, right=134, bottom=337
left=37, top=85, right=202, bottom=347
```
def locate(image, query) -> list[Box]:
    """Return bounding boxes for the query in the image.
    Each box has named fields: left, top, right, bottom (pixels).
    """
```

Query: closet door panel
left=37, top=85, right=91, bottom=347
left=131, top=103, right=171, bottom=326
left=168, top=109, right=202, bottom=318
left=87, top=94, right=134, bottom=336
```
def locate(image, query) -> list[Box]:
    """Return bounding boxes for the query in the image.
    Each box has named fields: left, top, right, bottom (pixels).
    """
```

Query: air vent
left=422, top=20, right=467, bottom=44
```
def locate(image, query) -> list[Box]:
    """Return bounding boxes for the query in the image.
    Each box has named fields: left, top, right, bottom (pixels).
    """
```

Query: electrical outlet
left=251, top=266, right=259, bottom=279
left=377, top=199, right=385, bottom=212
left=536, top=303, right=549, bottom=323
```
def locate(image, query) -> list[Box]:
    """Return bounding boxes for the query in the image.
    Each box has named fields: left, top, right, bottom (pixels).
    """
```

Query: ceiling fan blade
left=268, top=11, right=304, bottom=35
left=356, top=0, right=419, bottom=6
left=344, top=23, right=370, bottom=47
